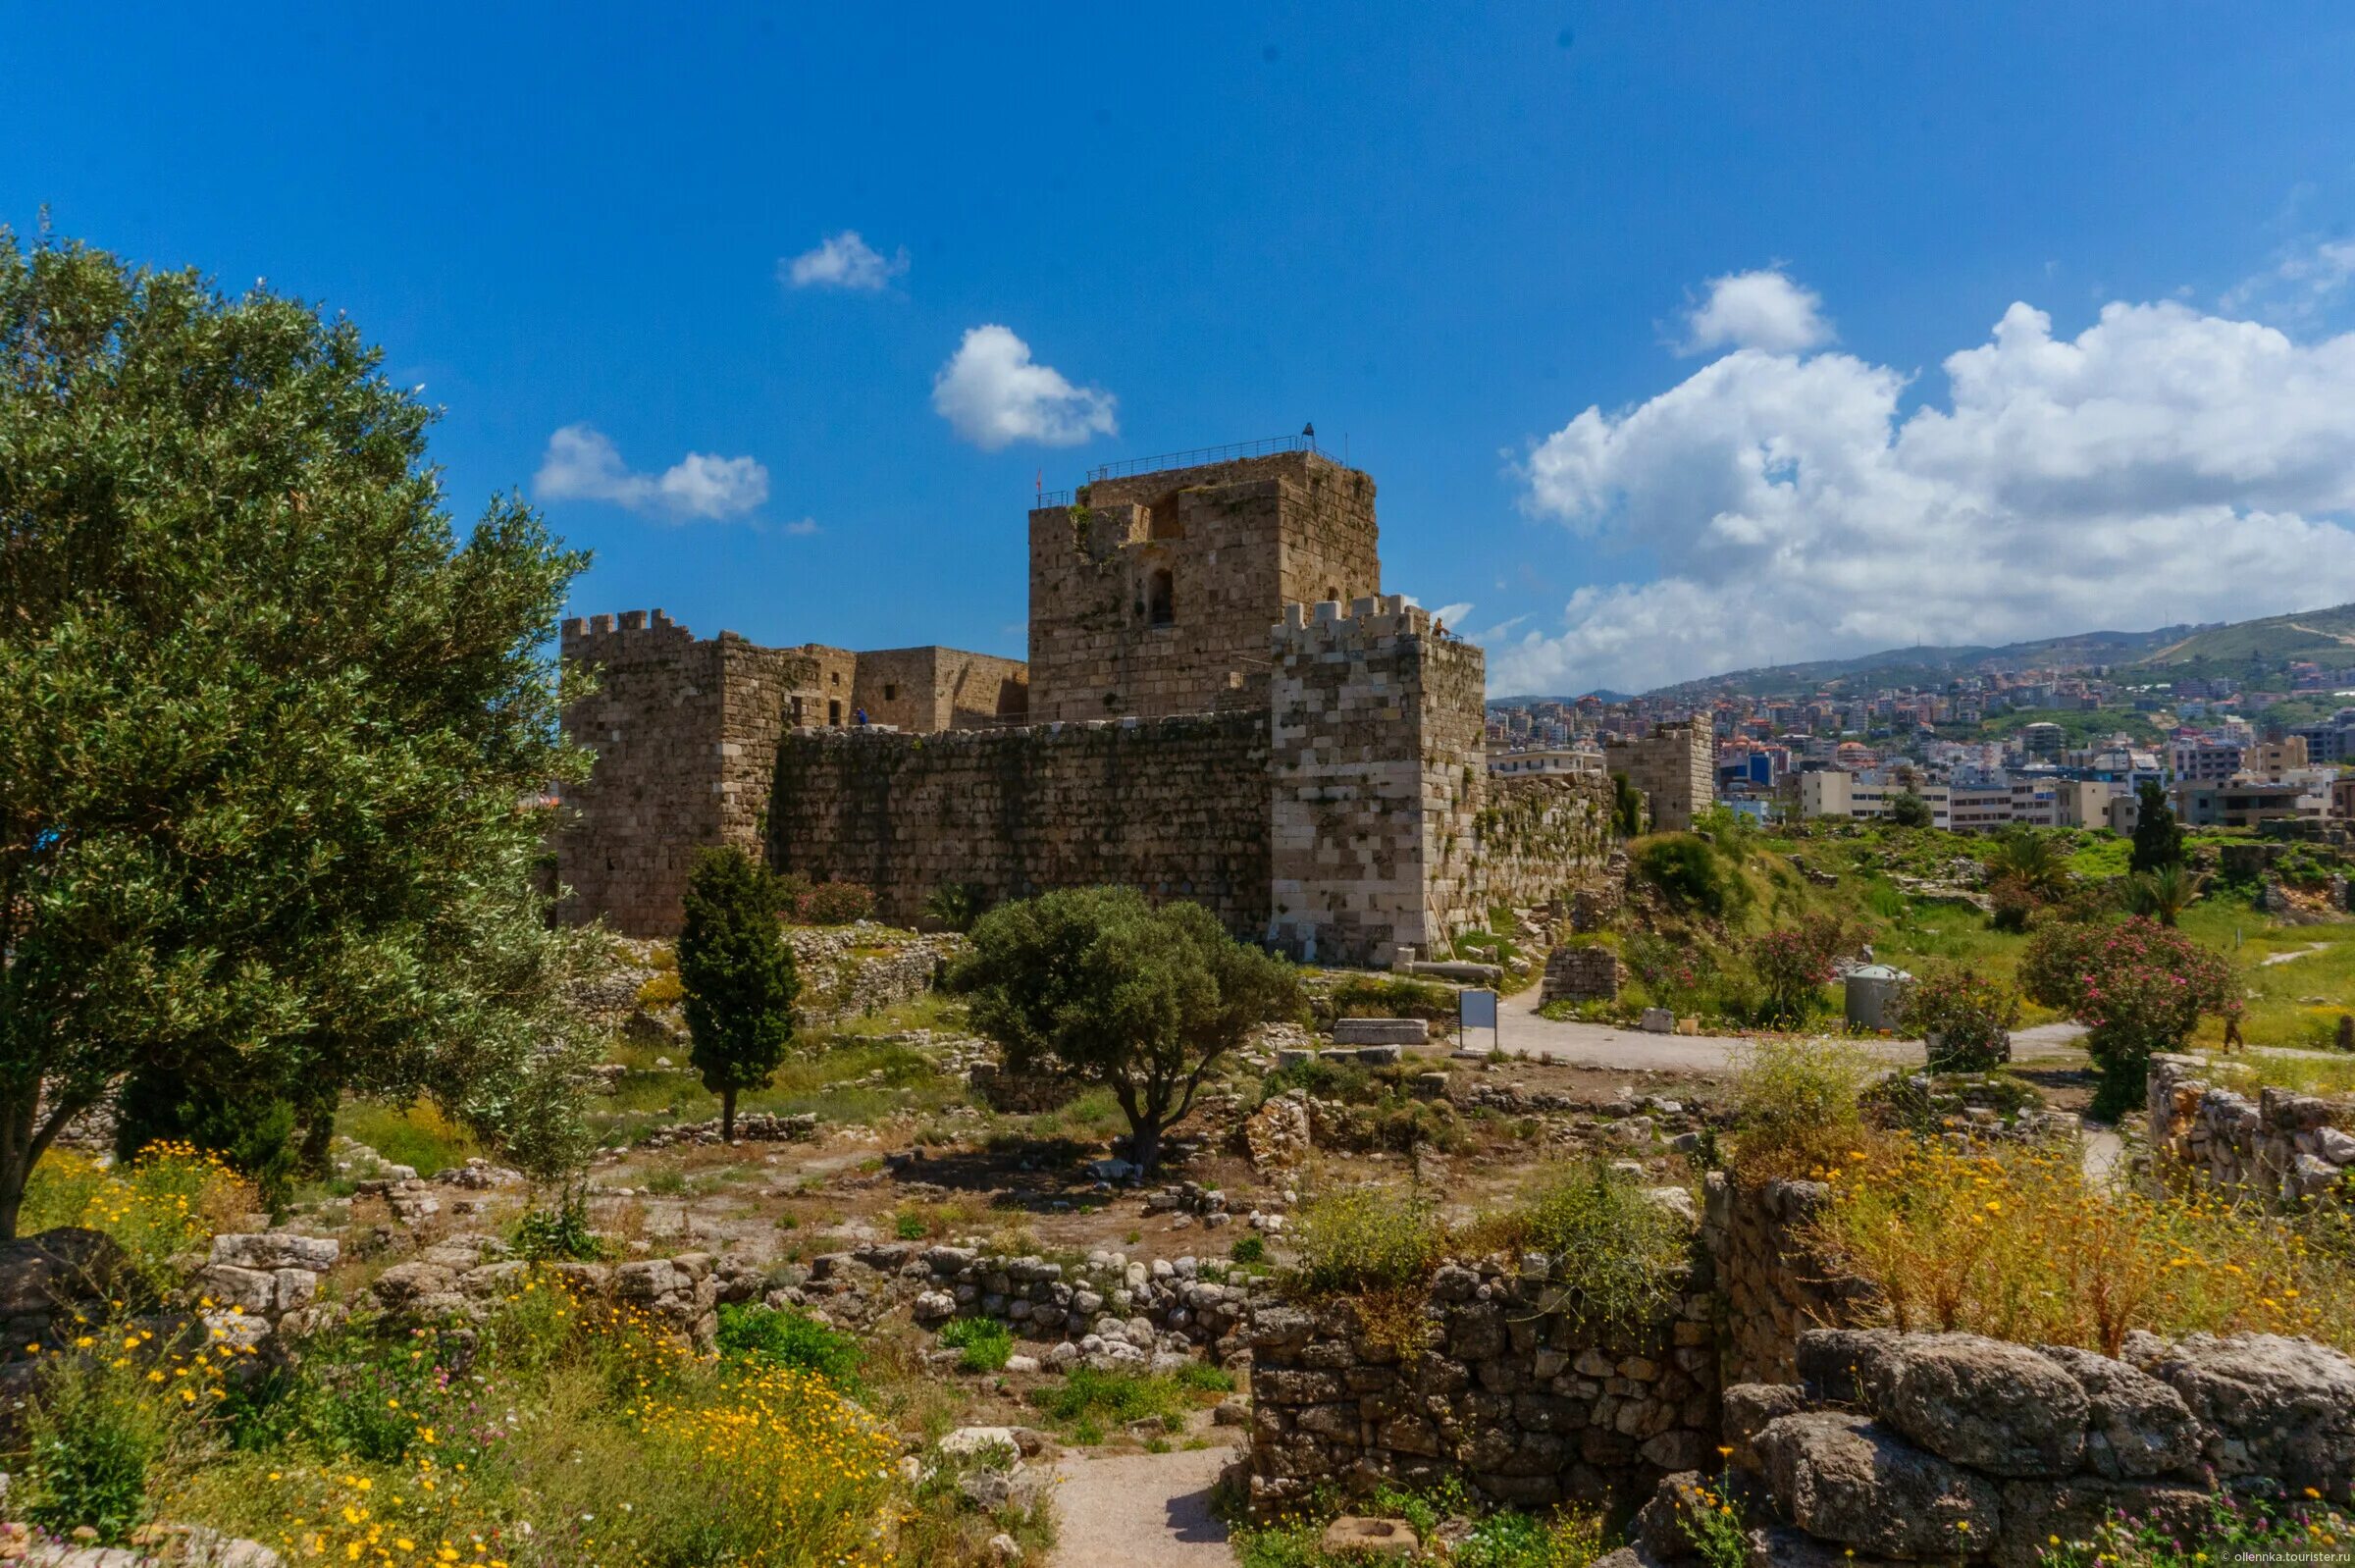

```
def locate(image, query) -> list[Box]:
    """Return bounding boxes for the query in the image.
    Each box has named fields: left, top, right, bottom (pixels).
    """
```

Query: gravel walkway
left=1485, top=986, right=2088, bottom=1072
left=1050, top=1443, right=1236, bottom=1568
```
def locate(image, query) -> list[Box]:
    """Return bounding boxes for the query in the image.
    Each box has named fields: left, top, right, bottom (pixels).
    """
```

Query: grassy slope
left=1737, top=823, right=2355, bottom=1050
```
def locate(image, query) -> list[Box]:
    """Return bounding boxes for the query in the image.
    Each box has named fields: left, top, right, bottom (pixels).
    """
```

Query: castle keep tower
left=1026, top=448, right=1381, bottom=722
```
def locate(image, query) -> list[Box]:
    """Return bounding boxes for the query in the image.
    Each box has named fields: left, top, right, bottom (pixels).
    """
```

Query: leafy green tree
left=677, top=848, right=799, bottom=1143
left=113, top=1062, right=300, bottom=1212
left=2129, top=779, right=2185, bottom=875
left=954, top=888, right=1300, bottom=1175
left=1888, top=790, right=1934, bottom=829
left=0, top=230, right=600, bottom=1237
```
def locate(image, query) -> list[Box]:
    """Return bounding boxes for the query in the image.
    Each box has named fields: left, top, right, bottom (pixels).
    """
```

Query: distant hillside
left=1488, top=603, right=2355, bottom=706
left=2125, top=603, right=2355, bottom=675
left=1491, top=625, right=2207, bottom=706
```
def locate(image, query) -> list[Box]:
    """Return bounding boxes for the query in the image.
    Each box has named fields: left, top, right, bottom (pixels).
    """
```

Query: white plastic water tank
left=1844, top=964, right=1913, bottom=1032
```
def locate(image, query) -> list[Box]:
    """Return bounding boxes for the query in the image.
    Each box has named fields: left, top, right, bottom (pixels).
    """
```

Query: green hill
left=2126, top=603, right=2355, bottom=676
left=1491, top=603, right=2355, bottom=706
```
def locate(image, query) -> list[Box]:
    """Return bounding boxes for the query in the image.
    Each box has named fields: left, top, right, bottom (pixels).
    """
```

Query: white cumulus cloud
left=1495, top=291, right=2355, bottom=696
left=1679, top=268, right=1833, bottom=355
left=534, top=425, right=769, bottom=521
left=932, top=325, right=1118, bottom=449
left=781, top=230, right=908, bottom=291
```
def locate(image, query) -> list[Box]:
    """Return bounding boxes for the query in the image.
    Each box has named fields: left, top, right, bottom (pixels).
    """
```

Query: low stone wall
left=858, top=1241, right=1268, bottom=1362
left=1649, top=1326, right=2355, bottom=1567
left=1704, top=1173, right=1877, bottom=1386
left=967, top=1062, right=1081, bottom=1115
left=1242, top=1243, right=1719, bottom=1518
left=784, top=925, right=964, bottom=1025
left=370, top=1237, right=763, bottom=1347
left=1540, top=944, right=1619, bottom=1005
left=2147, top=1052, right=2355, bottom=1206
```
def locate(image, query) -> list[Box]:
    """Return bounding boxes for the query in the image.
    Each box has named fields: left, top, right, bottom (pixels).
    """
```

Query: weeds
left=936, top=1317, right=1013, bottom=1373
left=1724, top=1035, right=1882, bottom=1183
left=714, top=1303, right=864, bottom=1385
left=1813, top=1138, right=2355, bottom=1355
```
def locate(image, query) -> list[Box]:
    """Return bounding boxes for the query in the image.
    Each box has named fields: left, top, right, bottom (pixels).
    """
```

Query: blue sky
left=15, top=3, right=2355, bottom=694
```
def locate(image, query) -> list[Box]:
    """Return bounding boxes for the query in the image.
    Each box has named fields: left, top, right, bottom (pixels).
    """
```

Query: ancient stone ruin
left=556, top=447, right=1615, bottom=965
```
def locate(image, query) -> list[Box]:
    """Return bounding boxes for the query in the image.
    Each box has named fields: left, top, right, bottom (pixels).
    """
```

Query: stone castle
left=556, top=444, right=1613, bottom=965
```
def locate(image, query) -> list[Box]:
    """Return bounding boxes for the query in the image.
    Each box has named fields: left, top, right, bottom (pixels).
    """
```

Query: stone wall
left=781, top=926, right=965, bottom=1025
left=1473, top=772, right=1615, bottom=914
left=558, top=611, right=818, bottom=935
left=766, top=713, right=1273, bottom=933
left=1679, top=1326, right=2355, bottom=1566
left=1705, top=1173, right=1878, bottom=1386
left=1541, top=944, right=1620, bottom=1004
left=1604, top=721, right=1714, bottom=834
left=1243, top=1242, right=1721, bottom=1520
left=1027, top=451, right=1381, bottom=724
left=2147, top=1052, right=2355, bottom=1207
left=850, top=645, right=1029, bottom=733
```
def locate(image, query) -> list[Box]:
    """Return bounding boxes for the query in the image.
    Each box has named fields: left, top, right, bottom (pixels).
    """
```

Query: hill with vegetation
left=1491, top=602, right=2355, bottom=706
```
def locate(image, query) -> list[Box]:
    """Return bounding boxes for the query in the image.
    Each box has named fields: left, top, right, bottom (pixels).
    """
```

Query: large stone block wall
left=1604, top=721, right=1714, bottom=834
left=559, top=611, right=818, bottom=936
left=1705, top=1172, right=1878, bottom=1386
left=850, top=645, right=1028, bottom=733
left=1472, top=772, right=1615, bottom=914
left=1027, top=451, right=1381, bottom=724
left=1268, top=598, right=1464, bottom=967
left=2147, top=1053, right=2355, bottom=1207
left=1243, top=1245, right=1721, bottom=1519
left=765, top=713, right=1274, bottom=932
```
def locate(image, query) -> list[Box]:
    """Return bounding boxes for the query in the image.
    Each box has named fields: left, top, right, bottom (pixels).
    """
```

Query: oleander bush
left=1893, top=963, right=2021, bottom=1071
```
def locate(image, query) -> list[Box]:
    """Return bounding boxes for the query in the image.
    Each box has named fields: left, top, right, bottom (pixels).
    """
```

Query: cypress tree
left=677, top=849, right=799, bottom=1143
left=2129, top=779, right=2185, bottom=875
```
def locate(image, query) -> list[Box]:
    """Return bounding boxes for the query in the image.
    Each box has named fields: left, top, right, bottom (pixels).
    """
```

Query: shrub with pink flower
left=1892, top=964, right=2020, bottom=1071
left=2019, top=916, right=2240, bottom=1112
left=1748, top=914, right=1858, bottom=1024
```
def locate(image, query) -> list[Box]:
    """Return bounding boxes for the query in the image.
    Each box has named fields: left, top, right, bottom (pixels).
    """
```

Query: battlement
left=555, top=450, right=1610, bottom=954
left=560, top=607, right=699, bottom=652
left=1274, top=594, right=1426, bottom=642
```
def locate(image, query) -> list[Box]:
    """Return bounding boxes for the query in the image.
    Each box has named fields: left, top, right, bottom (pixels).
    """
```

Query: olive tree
left=0, top=230, right=600, bottom=1235
left=954, top=887, right=1299, bottom=1175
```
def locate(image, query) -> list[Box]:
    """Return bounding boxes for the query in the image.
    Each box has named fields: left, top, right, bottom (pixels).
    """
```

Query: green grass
left=1026, top=1364, right=1229, bottom=1440
left=336, top=1098, right=481, bottom=1174
left=587, top=1037, right=973, bottom=1146
left=936, top=1317, right=1013, bottom=1373
left=2211, top=1052, right=2355, bottom=1099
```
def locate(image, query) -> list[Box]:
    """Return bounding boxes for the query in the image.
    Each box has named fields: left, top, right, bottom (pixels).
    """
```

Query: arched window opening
left=1148, top=567, right=1176, bottom=627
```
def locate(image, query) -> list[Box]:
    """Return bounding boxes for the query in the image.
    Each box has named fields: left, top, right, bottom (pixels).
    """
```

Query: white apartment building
left=1488, top=747, right=1605, bottom=778
left=1801, top=768, right=2084, bottom=834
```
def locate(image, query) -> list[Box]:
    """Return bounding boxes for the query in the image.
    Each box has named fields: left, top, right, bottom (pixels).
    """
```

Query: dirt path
left=1488, top=987, right=2087, bottom=1073
left=1050, top=1444, right=1236, bottom=1568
